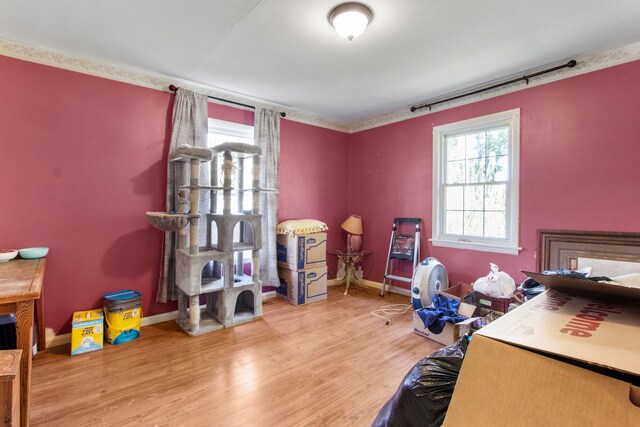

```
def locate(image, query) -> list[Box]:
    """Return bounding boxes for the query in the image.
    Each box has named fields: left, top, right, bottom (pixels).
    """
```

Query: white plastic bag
left=473, top=263, right=516, bottom=298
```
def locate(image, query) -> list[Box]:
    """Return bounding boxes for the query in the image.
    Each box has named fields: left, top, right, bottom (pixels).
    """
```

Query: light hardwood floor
left=30, top=287, right=441, bottom=426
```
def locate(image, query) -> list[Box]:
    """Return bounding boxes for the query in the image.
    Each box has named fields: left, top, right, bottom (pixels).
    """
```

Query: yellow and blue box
left=102, top=290, right=142, bottom=345
left=71, top=309, right=104, bottom=356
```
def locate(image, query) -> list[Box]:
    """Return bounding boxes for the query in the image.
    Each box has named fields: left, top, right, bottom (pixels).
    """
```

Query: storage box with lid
left=276, top=219, right=327, bottom=270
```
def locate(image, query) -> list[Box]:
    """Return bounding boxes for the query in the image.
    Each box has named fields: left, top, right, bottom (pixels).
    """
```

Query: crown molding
left=348, top=42, right=640, bottom=133
left=1, top=36, right=638, bottom=135
left=0, top=36, right=351, bottom=133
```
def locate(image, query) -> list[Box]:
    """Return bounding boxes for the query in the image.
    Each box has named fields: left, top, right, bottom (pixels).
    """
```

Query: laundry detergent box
left=277, top=265, right=327, bottom=306
left=276, top=233, right=327, bottom=270
left=71, top=309, right=104, bottom=356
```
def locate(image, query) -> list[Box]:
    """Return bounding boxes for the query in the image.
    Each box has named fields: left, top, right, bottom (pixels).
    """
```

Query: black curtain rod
left=410, top=60, right=577, bottom=113
left=169, top=85, right=286, bottom=118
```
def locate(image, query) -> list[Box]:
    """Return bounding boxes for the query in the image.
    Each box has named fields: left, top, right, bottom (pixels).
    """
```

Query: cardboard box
left=71, top=309, right=104, bottom=356
left=441, top=282, right=474, bottom=301
left=276, top=233, right=327, bottom=270
left=277, top=265, right=327, bottom=306
left=412, top=300, right=478, bottom=346
left=444, top=280, right=640, bottom=426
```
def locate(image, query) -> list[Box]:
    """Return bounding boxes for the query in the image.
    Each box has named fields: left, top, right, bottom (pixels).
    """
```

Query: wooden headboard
left=538, top=230, right=640, bottom=274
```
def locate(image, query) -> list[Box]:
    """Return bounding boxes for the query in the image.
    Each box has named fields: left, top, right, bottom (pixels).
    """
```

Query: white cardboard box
left=276, top=265, right=327, bottom=306
left=444, top=284, right=640, bottom=426
left=276, top=233, right=327, bottom=270
left=412, top=300, right=478, bottom=346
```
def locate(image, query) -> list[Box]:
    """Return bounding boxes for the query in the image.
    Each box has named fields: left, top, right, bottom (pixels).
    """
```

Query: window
left=432, top=109, right=520, bottom=254
left=207, top=118, right=255, bottom=213
left=208, top=118, right=255, bottom=266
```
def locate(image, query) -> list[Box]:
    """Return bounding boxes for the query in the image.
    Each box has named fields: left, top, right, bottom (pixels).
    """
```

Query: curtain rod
left=169, top=85, right=286, bottom=118
left=410, top=60, right=577, bottom=113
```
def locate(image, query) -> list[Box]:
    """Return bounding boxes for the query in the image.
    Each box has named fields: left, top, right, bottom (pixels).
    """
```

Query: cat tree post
left=222, top=151, right=233, bottom=215
left=189, top=158, right=201, bottom=255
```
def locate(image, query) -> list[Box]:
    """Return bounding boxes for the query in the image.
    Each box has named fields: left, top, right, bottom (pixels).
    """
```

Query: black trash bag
left=372, top=336, right=468, bottom=427
left=521, top=277, right=545, bottom=300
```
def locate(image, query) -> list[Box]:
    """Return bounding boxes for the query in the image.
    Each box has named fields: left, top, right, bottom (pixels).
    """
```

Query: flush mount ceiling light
left=329, top=2, right=373, bottom=41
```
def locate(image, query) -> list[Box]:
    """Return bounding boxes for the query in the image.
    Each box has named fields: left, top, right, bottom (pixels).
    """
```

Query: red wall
left=279, top=120, right=350, bottom=276
left=3, top=52, right=637, bottom=335
left=349, top=60, right=640, bottom=288
left=0, top=55, right=349, bottom=334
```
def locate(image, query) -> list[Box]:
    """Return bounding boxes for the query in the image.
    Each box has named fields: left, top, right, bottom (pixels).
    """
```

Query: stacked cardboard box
left=276, top=232, right=327, bottom=305
left=444, top=273, right=640, bottom=426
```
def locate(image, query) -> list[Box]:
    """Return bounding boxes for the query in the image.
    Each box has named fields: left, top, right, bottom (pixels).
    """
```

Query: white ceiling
left=1, top=0, right=640, bottom=125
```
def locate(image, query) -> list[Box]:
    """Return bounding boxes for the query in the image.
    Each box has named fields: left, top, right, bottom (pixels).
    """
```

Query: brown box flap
left=477, top=289, right=640, bottom=376
left=523, top=270, right=640, bottom=301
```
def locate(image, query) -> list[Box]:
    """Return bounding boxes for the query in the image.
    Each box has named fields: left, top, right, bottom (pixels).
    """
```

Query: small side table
left=328, top=249, right=372, bottom=295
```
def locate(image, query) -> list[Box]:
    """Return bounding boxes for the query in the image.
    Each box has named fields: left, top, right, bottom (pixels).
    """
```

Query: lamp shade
left=341, top=214, right=363, bottom=235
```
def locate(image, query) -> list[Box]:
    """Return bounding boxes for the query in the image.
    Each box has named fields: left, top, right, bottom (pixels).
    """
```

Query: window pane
left=466, top=132, right=486, bottom=159
left=464, top=185, right=484, bottom=210
left=486, top=127, right=509, bottom=156
left=446, top=135, right=466, bottom=161
left=464, top=211, right=483, bottom=236
left=446, top=160, right=465, bottom=184
left=485, top=212, right=506, bottom=238
left=486, top=155, right=508, bottom=182
left=466, top=158, right=485, bottom=183
left=434, top=110, right=518, bottom=248
left=446, top=211, right=463, bottom=235
left=445, top=186, right=464, bottom=210
left=485, top=184, right=506, bottom=210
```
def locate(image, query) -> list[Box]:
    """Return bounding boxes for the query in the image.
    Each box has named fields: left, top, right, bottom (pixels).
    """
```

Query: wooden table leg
left=35, top=287, right=46, bottom=352
left=15, top=300, right=33, bottom=427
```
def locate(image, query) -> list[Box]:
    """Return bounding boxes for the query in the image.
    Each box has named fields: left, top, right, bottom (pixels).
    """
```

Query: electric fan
left=411, top=257, right=449, bottom=310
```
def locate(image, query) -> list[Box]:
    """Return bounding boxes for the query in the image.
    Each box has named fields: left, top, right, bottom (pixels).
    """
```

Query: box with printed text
left=276, top=233, right=327, bottom=270
left=277, top=265, right=327, bottom=306
left=444, top=274, right=640, bottom=426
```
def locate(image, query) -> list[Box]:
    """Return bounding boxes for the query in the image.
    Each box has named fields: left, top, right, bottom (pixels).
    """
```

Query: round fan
left=411, top=257, right=449, bottom=310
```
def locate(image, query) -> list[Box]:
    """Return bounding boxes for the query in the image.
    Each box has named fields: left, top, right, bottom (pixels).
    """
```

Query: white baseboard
left=327, top=278, right=412, bottom=297
left=46, top=291, right=281, bottom=349
left=262, top=291, right=277, bottom=299
left=45, top=309, right=180, bottom=349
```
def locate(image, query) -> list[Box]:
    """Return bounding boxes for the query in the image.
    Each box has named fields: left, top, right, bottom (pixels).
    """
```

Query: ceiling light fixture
left=329, top=2, right=373, bottom=41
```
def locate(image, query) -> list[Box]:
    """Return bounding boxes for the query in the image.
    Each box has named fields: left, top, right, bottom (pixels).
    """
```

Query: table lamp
left=341, top=214, right=363, bottom=252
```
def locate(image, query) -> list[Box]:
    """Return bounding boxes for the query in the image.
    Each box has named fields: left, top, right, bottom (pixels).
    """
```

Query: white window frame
left=431, top=108, right=521, bottom=255
left=208, top=118, right=254, bottom=145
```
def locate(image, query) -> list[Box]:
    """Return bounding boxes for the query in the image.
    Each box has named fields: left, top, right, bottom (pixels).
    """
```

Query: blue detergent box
left=277, top=265, right=328, bottom=306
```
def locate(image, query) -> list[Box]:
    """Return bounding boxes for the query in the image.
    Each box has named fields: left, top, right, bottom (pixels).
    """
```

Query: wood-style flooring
left=30, top=287, right=441, bottom=426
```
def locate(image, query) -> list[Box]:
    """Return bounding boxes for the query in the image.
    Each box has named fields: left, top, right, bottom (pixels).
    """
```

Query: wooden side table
left=0, top=259, right=47, bottom=427
left=0, top=350, right=21, bottom=426
left=328, top=249, right=372, bottom=295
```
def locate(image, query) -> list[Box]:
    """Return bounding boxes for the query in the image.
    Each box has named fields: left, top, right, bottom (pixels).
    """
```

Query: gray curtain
left=157, top=88, right=209, bottom=303
left=255, top=109, right=280, bottom=288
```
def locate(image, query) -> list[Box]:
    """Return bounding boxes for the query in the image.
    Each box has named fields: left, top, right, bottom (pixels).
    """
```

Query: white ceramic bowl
left=0, top=249, right=18, bottom=263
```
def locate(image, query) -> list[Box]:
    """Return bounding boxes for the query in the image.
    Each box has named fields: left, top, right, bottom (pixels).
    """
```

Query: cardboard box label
left=277, top=265, right=327, bottom=306
left=478, top=289, right=640, bottom=375
left=277, top=233, right=327, bottom=270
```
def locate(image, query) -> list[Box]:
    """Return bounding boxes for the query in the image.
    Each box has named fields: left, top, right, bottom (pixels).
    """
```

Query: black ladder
left=380, top=218, right=421, bottom=296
